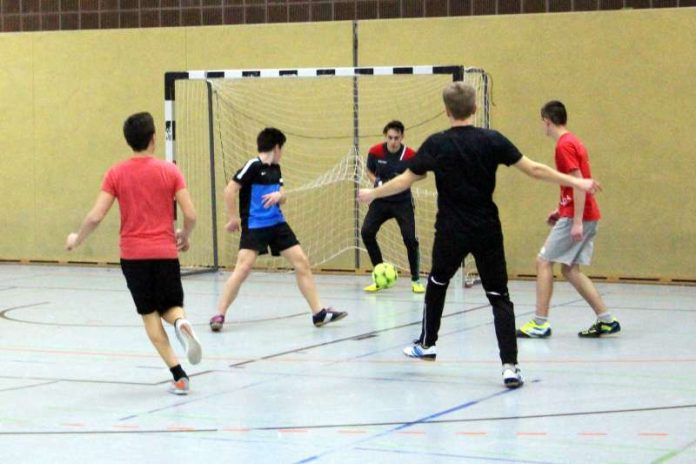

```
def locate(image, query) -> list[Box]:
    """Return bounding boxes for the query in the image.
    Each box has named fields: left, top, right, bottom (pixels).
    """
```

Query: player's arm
left=175, top=188, right=197, bottom=251
left=224, top=180, right=242, bottom=232
left=512, top=156, right=601, bottom=194
left=365, top=152, right=380, bottom=186
left=366, top=169, right=377, bottom=185
left=65, top=191, right=115, bottom=250
left=358, top=169, right=424, bottom=203
left=262, top=186, right=286, bottom=208
left=569, top=169, right=586, bottom=241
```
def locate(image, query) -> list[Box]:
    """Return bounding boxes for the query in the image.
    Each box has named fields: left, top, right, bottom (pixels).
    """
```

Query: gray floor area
left=0, top=264, right=695, bottom=464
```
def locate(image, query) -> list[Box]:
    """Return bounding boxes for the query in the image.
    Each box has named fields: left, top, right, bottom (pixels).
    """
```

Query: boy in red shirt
left=66, top=112, right=202, bottom=395
left=517, top=101, right=620, bottom=339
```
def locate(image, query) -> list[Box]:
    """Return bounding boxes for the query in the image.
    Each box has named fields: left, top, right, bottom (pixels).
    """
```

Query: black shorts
left=120, top=258, right=184, bottom=315
left=239, top=222, right=300, bottom=256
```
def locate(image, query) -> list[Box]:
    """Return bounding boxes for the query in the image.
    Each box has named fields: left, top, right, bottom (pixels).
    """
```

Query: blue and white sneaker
left=403, top=343, right=437, bottom=361
left=502, top=364, right=524, bottom=389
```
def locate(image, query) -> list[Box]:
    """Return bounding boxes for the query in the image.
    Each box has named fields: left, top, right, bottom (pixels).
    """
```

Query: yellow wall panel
left=30, top=28, right=187, bottom=262
left=0, top=34, right=35, bottom=259
left=183, top=22, right=353, bottom=70
left=0, top=10, right=694, bottom=280
left=359, top=9, right=696, bottom=279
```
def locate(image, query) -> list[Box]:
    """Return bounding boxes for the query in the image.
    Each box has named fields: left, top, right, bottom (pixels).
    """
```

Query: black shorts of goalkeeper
left=239, top=222, right=300, bottom=256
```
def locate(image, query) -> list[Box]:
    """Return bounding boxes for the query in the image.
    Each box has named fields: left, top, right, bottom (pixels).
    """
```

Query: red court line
left=166, top=426, right=196, bottom=432
left=223, top=428, right=250, bottom=432
left=639, top=432, right=669, bottom=436
left=112, top=425, right=140, bottom=430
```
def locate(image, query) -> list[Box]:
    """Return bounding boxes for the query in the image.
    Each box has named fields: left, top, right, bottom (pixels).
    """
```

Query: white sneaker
left=402, top=343, right=437, bottom=361
left=175, top=319, right=202, bottom=365
left=168, top=377, right=190, bottom=395
left=502, top=364, right=524, bottom=389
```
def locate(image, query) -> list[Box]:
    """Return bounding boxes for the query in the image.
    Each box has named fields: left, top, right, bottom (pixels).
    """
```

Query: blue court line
left=293, top=386, right=521, bottom=464
left=354, top=446, right=560, bottom=464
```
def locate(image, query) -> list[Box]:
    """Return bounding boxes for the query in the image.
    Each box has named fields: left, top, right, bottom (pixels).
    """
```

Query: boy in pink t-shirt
left=66, top=112, right=202, bottom=395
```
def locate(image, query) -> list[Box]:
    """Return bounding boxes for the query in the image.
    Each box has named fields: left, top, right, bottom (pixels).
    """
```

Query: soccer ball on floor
left=372, top=262, right=398, bottom=289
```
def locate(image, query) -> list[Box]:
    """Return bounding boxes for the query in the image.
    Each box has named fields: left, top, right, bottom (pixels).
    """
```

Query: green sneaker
left=578, top=318, right=621, bottom=338
left=516, top=319, right=552, bottom=338
left=364, top=282, right=384, bottom=293
left=411, top=281, right=425, bottom=294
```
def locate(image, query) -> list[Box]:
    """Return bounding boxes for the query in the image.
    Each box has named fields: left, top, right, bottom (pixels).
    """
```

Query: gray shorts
left=538, top=218, right=599, bottom=266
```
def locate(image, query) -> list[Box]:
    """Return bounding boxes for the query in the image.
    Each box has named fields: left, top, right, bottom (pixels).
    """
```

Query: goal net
left=165, top=66, right=490, bottom=284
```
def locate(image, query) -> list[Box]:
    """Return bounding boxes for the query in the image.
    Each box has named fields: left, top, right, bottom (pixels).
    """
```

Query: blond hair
left=442, top=82, right=477, bottom=120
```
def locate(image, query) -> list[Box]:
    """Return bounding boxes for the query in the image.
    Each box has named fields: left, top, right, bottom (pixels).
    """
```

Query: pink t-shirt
left=555, top=133, right=601, bottom=221
left=101, top=156, right=186, bottom=259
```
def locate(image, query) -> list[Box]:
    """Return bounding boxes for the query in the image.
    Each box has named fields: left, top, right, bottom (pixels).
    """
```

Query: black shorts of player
left=120, top=258, right=184, bottom=315
left=239, top=222, right=300, bottom=256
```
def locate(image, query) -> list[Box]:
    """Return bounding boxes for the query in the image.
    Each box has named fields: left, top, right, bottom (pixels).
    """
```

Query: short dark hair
left=383, top=120, right=405, bottom=135
left=540, top=101, right=568, bottom=125
left=123, top=112, right=155, bottom=151
left=257, top=127, right=287, bottom=152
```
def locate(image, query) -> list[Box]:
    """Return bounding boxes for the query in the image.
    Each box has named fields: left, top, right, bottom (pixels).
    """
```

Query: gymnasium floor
left=0, top=264, right=694, bottom=463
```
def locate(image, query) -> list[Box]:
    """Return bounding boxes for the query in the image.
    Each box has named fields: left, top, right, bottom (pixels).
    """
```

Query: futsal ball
left=372, top=262, right=398, bottom=289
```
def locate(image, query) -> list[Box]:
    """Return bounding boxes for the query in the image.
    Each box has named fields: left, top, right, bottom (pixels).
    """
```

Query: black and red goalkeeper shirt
left=366, top=142, right=416, bottom=203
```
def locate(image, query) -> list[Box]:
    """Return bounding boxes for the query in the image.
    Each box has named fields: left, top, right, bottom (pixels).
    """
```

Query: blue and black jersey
left=233, top=158, right=285, bottom=229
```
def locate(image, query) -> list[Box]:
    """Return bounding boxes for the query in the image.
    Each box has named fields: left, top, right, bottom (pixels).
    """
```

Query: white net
left=172, top=69, right=488, bottom=283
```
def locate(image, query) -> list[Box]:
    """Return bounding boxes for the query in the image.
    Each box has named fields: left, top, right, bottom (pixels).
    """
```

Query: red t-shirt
left=555, top=133, right=601, bottom=221
left=101, top=156, right=186, bottom=259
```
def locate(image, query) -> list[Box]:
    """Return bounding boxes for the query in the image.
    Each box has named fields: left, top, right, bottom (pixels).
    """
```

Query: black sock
left=312, top=309, right=326, bottom=323
left=170, top=364, right=187, bottom=381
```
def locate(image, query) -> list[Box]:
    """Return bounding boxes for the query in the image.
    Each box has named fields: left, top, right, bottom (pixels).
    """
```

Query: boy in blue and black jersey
left=209, top=128, right=347, bottom=332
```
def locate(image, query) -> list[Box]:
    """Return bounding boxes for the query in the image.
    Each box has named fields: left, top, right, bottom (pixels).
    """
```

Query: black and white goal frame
left=164, top=65, right=490, bottom=279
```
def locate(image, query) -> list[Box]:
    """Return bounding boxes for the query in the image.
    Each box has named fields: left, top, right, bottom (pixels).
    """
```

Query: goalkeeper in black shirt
left=358, top=82, right=601, bottom=388
left=361, top=120, right=424, bottom=294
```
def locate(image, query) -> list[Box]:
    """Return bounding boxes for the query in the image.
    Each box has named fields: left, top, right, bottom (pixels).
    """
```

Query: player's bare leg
left=281, top=245, right=321, bottom=313
left=210, top=249, right=258, bottom=331
left=281, top=244, right=348, bottom=327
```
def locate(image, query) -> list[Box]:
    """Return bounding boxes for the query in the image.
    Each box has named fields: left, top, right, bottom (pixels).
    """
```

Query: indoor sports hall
left=1, top=3, right=695, bottom=464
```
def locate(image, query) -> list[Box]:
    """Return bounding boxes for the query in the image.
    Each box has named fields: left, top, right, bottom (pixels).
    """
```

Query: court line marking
left=651, top=436, right=696, bottom=463
left=0, top=304, right=308, bottom=327
left=0, top=380, right=59, bottom=392
left=228, top=303, right=492, bottom=368
left=0, top=428, right=217, bottom=436
left=293, top=387, right=521, bottom=463
left=251, top=402, right=696, bottom=431
left=353, top=446, right=559, bottom=464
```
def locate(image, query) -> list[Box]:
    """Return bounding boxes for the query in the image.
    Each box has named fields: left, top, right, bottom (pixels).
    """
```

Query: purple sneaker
left=209, top=314, right=225, bottom=332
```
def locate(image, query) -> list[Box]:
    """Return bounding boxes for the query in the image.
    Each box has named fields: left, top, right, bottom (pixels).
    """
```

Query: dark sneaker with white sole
left=312, top=308, right=347, bottom=327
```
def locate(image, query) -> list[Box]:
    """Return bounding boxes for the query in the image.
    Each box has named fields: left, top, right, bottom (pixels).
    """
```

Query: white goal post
left=164, top=65, right=489, bottom=286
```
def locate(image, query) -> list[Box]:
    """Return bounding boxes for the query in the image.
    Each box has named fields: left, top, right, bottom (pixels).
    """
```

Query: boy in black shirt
left=358, top=83, right=601, bottom=388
